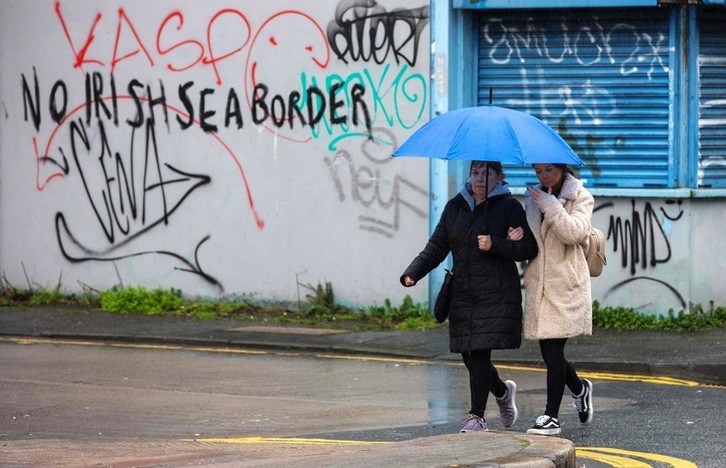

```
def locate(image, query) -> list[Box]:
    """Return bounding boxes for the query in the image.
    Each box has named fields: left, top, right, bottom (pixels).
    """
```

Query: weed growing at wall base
left=99, top=286, right=183, bottom=315
left=592, top=301, right=726, bottom=331
left=0, top=282, right=437, bottom=331
left=2, top=283, right=726, bottom=332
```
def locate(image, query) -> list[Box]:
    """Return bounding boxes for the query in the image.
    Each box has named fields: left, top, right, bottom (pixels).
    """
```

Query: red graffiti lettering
left=54, top=2, right=255, bottom=85
left=156, top=12, right=204, bottom=72
left=111, top=8, right=155, bottom=74
left=54, top=1, right=104, bottom=70
left=201, top=9, right=251, bottom=85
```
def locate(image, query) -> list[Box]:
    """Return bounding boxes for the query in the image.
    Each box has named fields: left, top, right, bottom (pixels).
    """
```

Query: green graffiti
left=557, top=118, right=605, bottom=178
left=300, top=65, right=427, bottom=146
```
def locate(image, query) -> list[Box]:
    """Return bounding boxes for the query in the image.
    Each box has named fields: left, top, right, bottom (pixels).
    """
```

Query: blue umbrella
left=392, top=105, right=583, bottom=166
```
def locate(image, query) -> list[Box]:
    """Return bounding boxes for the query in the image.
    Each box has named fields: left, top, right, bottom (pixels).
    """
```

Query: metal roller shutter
left=476, top=9, right=671, bottom=188
left=698, top=9, right=726, bottom=188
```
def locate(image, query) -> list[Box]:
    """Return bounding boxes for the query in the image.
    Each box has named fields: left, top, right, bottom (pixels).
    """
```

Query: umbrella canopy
left=392, top=105, right=583, bottom=166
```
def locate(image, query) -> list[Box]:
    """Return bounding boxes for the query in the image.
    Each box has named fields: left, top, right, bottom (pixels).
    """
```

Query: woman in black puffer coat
left=401, top=161, right=537, bottom=433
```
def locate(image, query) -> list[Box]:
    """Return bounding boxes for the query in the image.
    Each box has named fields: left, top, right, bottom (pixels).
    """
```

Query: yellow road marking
left=699, top=383, right=726, bottom=389
left=187, top=436, right=389, bottom=445
left=0, top=336, right=709, bottom=466
left=312, top=357, right=713, bottom=387
left=1, top=336, right=719, bottom=388
left=494, top=364, right=701, bottom=387
left=0, top=337, right=268, bottom=355
left=313, top=353, right=431, bottom=365
left=578, top=371, right=699, bottom=387
left=577, top=449, right=652, bottom=467
left=578, top=447, right=698, bottom=468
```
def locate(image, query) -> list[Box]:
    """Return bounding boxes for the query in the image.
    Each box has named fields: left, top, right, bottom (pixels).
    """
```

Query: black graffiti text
left=609, top=199, right=683, bottom=275
left=251, top=81, right=371, bottom=132
left=68, top=117, right=209, bottom=243
left=53, top=115, right=220, bottom=287
left=327, top=0, right=429, bottom=66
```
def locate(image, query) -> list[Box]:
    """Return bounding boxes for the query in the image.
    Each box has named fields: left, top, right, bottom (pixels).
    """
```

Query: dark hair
left=534, top=163, right=578, bottom=179
left=552, top=163, right=578, bottom=178
left=470, top=160, right=503, bottom=175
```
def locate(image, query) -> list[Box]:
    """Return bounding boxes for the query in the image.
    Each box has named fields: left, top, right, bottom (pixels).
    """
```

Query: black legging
left=462, top=349, right=508, bottom=418
left=539, top=338, right=585, bottom=418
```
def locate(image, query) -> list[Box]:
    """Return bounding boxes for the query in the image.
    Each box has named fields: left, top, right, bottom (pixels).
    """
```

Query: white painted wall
left=1, top=1, right=722, bottom=314
left=504, top=194, right=725, bottom=314
left=589, top=197, right=695, bottom=313
left=0, top=0, right=432, bottom=307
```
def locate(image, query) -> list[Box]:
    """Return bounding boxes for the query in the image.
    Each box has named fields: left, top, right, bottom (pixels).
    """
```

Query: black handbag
left=433, top=269, right=453, bottom=323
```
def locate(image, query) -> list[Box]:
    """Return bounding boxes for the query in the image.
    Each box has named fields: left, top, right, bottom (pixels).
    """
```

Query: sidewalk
left=2, top=306, right=724, bottom=385
left=1, top=305, right=725, bottom=467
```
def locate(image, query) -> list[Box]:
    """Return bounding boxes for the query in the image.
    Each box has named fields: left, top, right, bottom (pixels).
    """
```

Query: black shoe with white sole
left=572, top=378, right=593, bottom=425
left=527, top=415, right=561, bottom=436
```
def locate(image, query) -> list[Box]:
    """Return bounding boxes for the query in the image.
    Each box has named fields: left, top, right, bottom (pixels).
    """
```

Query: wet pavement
left=1, top=305, right=724, bottom=467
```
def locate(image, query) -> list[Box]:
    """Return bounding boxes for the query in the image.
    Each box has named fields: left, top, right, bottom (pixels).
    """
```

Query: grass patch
left=100, top=286, right=183, bottom=315
left=0, top=281, right=437, bottom=331
left=2, top=281, right=725, bottom=332
left=592, top=301, right=726, bottom=331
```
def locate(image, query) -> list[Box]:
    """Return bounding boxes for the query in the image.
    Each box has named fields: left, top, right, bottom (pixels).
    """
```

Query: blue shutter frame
left=454, top=0, right=657, bottom=7
left=475, top=9, right=672, bottom=189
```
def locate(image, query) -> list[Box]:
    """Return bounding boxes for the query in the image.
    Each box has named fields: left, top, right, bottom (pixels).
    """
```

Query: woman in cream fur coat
left=521, top=163, right=595, bottom=436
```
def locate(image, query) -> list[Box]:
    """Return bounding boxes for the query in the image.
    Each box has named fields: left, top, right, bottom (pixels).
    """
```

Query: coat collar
left=525, top=173, right=582, bottom=235
left=558, top=173, right=583, bottom=201
left=460, top=181, right=511, bottom=212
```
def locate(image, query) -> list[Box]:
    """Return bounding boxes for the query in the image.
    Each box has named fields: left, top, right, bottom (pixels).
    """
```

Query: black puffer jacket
left=401, top=184, right=538, bottom=353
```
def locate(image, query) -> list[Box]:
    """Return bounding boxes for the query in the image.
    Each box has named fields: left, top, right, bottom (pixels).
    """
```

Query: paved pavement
left=1, top=305, right=725, bottom=467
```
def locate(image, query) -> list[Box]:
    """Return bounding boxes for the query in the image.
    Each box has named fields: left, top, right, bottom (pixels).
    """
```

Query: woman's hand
left=528, top=186, right=557, bottom=210
left=477, top=234, right=492, bottom=251
left=402, top=276, right=416, bottom=287
left=507, top=226, right=523, bottom=241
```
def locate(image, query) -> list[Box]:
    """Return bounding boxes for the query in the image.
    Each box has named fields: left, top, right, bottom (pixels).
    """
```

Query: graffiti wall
left=0, top=0, right=432, bottom=305
left=588, top=197, right=726, bottom=313
left=1, top=1, right=721, bottom=314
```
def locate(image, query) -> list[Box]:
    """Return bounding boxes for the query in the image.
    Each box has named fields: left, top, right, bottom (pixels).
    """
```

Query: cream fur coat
left=523, top=173, right=594, bottom=340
